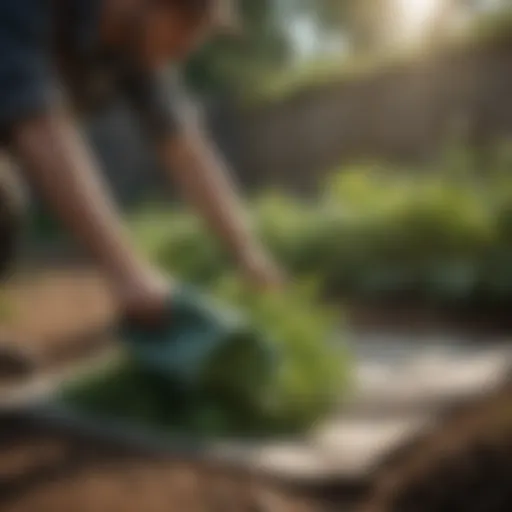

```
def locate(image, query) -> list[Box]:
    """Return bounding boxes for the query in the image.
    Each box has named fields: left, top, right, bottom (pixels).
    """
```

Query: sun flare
left=394, top=0, right=444, bottom=42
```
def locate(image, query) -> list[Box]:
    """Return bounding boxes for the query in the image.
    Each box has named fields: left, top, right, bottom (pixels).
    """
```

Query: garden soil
left=1, top=385, right=511, bottom=512
left=0, top=413, right=338, bottom=512
left=0, top=269, right=115, bottom=382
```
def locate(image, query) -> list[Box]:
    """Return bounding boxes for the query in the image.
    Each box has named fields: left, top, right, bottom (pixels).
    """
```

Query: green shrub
left=61, top=280, right=350, bottom=437
left=130, top=150, right=512, bottom=307
left=213, top=277, right=350, bottom=429
left=131, top=209, right=228, bottom=286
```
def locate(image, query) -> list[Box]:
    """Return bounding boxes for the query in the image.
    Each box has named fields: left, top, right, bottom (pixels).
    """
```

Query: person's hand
left=237, top=246, right=286, bottom=291
left=115, top=268, right=172, bottom=327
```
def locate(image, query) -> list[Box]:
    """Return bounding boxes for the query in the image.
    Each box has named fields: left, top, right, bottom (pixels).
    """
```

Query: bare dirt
left=0, top=412, right=336, bottom=512
left=0, top=268, right=115, bottom=381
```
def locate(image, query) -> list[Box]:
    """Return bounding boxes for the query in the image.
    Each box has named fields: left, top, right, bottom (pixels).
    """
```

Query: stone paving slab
left=225, top=414, right=435, bottom=483
left=345, top=336, right=512, bottom=414
left=218, top=337, right=512, bottom=484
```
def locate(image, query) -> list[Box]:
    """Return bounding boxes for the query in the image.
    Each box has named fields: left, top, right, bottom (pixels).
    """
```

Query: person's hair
left=166, top=0, right=215, bottom=11
left=157, top=0, right=217, bottom=21
left=157, top=0, right=237, bottom=32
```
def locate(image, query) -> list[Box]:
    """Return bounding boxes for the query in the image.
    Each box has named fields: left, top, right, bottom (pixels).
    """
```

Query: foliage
left=185, top=0, right=512, bottom=101
left=293, top=0, right=391, bottom=52
left=131, top=144, right=512, bottom=307
left=185, top=0, right=291, bottom=96
left=213, top=277, right=350, bottom=429
left=465, top=5, right=512, bottom=47
left=243, top=4, right=512, bottom=108
left=243, top=49, right=418, bottom=107
left=131, top=208, right=227, bottom=286
left=61, top=280, right=349, bottom=438
left=60, top=144, right=512, bottom=439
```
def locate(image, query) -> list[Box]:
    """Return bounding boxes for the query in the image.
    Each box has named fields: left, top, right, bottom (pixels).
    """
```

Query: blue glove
left=118, top=284, right=278, bottom=396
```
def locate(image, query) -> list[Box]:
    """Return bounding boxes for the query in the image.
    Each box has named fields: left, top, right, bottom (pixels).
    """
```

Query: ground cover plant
left=60, top=279, right=350, bottom=439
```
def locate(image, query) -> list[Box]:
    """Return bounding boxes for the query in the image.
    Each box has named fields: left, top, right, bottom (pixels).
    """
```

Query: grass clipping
left=60, top=279, right=350, bottom=438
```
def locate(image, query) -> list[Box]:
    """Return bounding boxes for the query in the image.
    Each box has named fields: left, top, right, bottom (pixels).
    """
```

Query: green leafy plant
left=61, top=279, right=350, bottom=438
left=130, top=146, right=512, bottom=307
left=213, top=276, right=350, bottom=428
left=64, top=145, right=512, bottom=440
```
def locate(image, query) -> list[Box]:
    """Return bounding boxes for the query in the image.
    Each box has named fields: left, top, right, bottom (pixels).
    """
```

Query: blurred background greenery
left=127, top=142, right=512, bottom=308
left=184, top=0, right=512, bottom=101
left=25, top=0, right=512, bottom=312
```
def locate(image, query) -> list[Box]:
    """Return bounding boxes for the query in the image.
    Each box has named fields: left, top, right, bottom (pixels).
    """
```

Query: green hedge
left=131, top=154, right=512, bottom=308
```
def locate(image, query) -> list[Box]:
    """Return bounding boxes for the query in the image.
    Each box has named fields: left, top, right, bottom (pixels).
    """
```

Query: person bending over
left=0, top=0, right=283, bottom=327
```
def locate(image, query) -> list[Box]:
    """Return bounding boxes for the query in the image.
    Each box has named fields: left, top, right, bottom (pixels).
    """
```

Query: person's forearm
left=161, top=130, right=261, bottom=259
left=12, top=111, right=148, bottom=284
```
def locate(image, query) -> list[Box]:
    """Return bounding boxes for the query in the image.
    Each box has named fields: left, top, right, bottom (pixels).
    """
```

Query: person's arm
left=11, top=109, right=169, bottom=323
left=159, top=125, right=282, bottom=288
left=0, top=0, right=169, bottom=323
left=123, top=67, right=283, bottom=288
